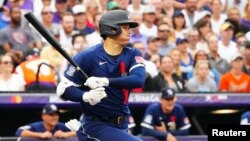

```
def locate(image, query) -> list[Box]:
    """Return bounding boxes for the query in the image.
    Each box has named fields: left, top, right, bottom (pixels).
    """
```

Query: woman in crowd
left=186, top=60, right=218, bottom=92
left=144, top=55, right=186, bottom=92
left=0, top=54, right=25, bottom=91
left=187, top=50, right=220, bottom=86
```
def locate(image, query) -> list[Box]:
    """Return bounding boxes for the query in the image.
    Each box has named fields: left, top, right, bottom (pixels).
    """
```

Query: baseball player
left=57, top=10, right=146, bottom=141
left=141, top=88, right=191, bottom=141
left=15, top=104, right=76, bottom=139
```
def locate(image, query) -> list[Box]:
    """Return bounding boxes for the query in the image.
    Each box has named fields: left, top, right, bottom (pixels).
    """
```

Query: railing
left=0, top=136, right=208, bottom=141
left=0, top=93, right=250, bottom=107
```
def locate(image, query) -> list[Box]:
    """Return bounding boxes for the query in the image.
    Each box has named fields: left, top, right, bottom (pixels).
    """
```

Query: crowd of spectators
left=1, top=0, right=250, bottom=93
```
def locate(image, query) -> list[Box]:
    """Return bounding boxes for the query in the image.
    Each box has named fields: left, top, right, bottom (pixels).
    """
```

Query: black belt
left=90, top=116, right=127, bottom=125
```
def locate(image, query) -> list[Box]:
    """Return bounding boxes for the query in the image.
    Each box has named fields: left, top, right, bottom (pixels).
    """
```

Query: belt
left=90, top=116, right=127, bottom=125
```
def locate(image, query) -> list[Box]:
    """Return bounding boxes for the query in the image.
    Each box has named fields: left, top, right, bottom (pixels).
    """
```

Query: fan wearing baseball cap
left=141, top=88, right=191, bottom=141
left=15, top=104, right=76, bottom=139
left=219, top=53, right=250, bottom=92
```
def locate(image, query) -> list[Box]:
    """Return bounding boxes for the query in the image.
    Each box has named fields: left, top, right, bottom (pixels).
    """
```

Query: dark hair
left=72, top=33, right=85, bottom=45
left=195, top=18, right=211, bottom=35
left=172, top=15, right=185, bottom=30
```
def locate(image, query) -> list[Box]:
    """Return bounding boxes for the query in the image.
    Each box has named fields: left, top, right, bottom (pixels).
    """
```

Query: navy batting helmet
left=99, top=10, right=138, bottom=37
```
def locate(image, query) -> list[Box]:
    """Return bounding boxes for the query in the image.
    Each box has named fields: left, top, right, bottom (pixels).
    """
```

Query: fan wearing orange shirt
left=219, top=53, right=250, bottom=92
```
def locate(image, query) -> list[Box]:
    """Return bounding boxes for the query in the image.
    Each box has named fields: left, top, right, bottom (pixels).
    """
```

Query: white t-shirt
left=218, top=40, right=238, bottom=63
left=0, top=74, right=25, bottom=91
left=139, top=23, right=158, bottom=37
left=86, top=31, right=103, bottom=47
left=211, top=14, right=227, bottom=35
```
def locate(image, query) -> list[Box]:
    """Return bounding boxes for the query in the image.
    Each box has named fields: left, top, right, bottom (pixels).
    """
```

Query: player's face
left=42, top=113, right=59, bottom=127
left=116, top=24, right=131, bottom=45
left=161, top=98, right=175, bottom=113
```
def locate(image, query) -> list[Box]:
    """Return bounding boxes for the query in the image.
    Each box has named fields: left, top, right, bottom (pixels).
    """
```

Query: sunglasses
left=42, top=11, right=53, bottom=15
left=159, top=30, right=170, bottom=33
left=1, top=61, right=13, bottom=65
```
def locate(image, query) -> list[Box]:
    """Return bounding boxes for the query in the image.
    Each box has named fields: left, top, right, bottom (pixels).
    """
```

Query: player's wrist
left=82, top=92, right=90, bottom=103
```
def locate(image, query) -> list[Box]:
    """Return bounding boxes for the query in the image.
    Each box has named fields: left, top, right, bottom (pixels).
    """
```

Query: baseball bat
left=24, top=12, right=88, bottom=79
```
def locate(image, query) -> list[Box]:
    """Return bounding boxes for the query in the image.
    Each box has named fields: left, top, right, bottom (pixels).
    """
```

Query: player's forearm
left=64, top=131, right=77, bottom=138
left=141, top=127, right=168, bottom=140
left=108, top=67, right=146, bottom=89
left=20, top=130, right=42, bottom=138
left=62, top=86, right=85, bottom=102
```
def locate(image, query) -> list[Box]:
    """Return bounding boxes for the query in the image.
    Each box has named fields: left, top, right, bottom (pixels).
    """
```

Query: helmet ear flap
left=99, top=22, right=121, bottom=37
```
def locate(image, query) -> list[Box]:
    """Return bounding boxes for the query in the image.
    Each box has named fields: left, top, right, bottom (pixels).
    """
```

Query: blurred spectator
left=129, top=12, right=148, bottom=48
left=15, top=50, right=57, bottom=91
left=194, top=18, right=211, bottom=53
left=98, top=0, right=108, bottom=13
left=150, top=53, right=161, bottom=71
left=169, top=48, right=186, bottom=80
left=59, top=12, right=77, bottom=50
left=141, top=88, right=191, bottom=141
left=176, top=38, right=194, bottom=79
left=40, top=34, right=65, bottom=77
left=83, top=0, right=101, bottom=29
left=53, top=0, right=67, bottom=24
left=0, top=6, right=37, bottom=61
left=186, top=60, right=218, bottom=92
left=144, top=36, right=160, bottom=60
left=206, top=33, right=230, bottom=75
left=187, top=50, right=220, bottom=86
left=242, top=41, right=250, bottom=75
left=72, top=4, right=94, bottom=35
left=7, top=0, right=34, bottom=12
left=157, top=22, right=175, bottom=57
left=240, top=1, right=250, bottom=33
left=240, top=111, right=250, bottom=125
left=127, top=0, right=145, bottom=14
left=210, top=0, right=227, bottom=35
left=225, top=0, right=248, bottom=16
left=162, top=0, right=175, bottom=18
left=219, top=53, right=250, bottom=92
left=0, top=5, right=10, bottom=30
left=185, top=28, right=199, bottom=58
left=15, top=104, right=76, bottom=139
left=106, top=1, right=120, bottom=11
left=181, top=0, right=200, bottom=28
left=149, top=0, right=164, bottom=23
left=218, top=22, right=238, bottom=63
left=66, top=0, right=78, bottom=12
left=70, top=33, right=88, bottom=56
left=0, top=54, right=25, bottom=91
left=86, top=13, right=102, bottom=47
left=144, top=55, right=186, bottom=92
left=139, top=5, right=158, bottom=37
left=133, top=41, right=158, bottom=78
left=114, top=0, right=129, bottom=11
left=33, top=0, right=56, bottom=19
left=172, top=11, right=187, bottom=39
left=235, top=32, right=247, bottom=50
left=32, top=6, right=60, bottom=46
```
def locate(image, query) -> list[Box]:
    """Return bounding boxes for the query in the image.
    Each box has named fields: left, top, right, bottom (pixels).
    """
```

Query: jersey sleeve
left=15, top=123, right=36, bottom=137
left=129, top=48, right=145, bottom=73
left=141, top=103, right=168, bottom=140
left=241, top=112, right=250, bottom=125
left=170, top=105, right=191, bottom=136
left=64, top=52, right=89, bottom=85
left=57, top=122, right=71, bottom=132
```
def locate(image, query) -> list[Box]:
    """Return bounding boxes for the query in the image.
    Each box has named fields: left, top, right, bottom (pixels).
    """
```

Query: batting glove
left=84, top=77, right=109, bottom=89
left=82, top=87, right=107, bottom=105
left=65, top=119, right=81, bottom=132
